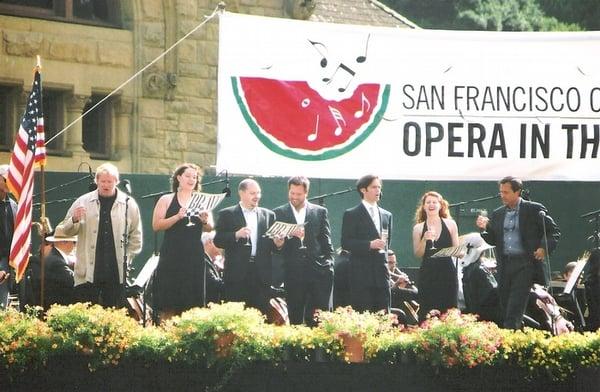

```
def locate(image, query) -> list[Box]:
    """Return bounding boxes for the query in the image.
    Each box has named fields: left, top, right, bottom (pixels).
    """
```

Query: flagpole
left=35, top=55, right=48, bottom=309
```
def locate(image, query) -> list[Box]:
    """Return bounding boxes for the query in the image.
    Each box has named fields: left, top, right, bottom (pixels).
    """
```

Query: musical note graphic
left=329, top=106, right=346, bottom=136
left=307, top=114, right=320, bottom=142
left=354, top=92, right=371, bottom=119
left=356, top=34, right=370, bottom=63
left=323, top=63, right=356, bottom=92
left=308, top=39, right=328, bottom=68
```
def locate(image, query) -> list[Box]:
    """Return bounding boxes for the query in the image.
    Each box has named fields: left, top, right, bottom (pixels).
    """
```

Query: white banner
left=217, top=12, right=600, bottom=181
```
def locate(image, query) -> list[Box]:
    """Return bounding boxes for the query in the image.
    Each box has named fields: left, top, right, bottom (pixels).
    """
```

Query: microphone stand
left=448, top=193, right=499, bottom=228
left=539, top=212, right=556, bottom=334
left=122, top=194, right=131, bottom=307
left=308, top=187, right=354, bottom=206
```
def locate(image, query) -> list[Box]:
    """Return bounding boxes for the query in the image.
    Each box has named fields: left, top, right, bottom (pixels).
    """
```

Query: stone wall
left=134, top=0, right=291, bottom=174
left=0, top=13, right=134, bottom=172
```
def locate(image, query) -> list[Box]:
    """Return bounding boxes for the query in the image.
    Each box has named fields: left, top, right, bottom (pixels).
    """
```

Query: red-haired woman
left=412, top=191, right=459, bottom=321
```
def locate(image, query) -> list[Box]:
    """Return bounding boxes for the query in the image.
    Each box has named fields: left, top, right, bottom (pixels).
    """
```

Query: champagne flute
left=185, top=208, right=196, bottom=227
left=479, top=209, right=488, bottom=235
left=298, top=225, right=307, bottom=250
left=243, top=227, right=252, bottom=247
left=75, top=200, right=86, bottom=225
left=378, top=228, right=389, bottom=254
left=428, top=228, right=437, bottom=251
left=185, top=193, right=201, bottom=227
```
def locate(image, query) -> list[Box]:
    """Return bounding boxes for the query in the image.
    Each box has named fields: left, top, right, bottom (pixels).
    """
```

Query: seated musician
left=201, top=231, right=224, bottom=304
left=42, top=228, right=76, bottom=309
left=460, top=234, right=503, bottom=325
left=562, top=261, right=578, bottom=281
left=387, top=249, right=419, bottom=325
left=527, top=284, right=574, bottom=335
left=387, top=250, right=418, bottom=299
left=461, top=233, right=573, bottom=334
left=552, top=259, right=587, bottom=331
left=19, top=232, right=53, bottom=309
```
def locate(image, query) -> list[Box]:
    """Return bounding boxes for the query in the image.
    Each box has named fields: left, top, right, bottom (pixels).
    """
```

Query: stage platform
left=4, top=358, right=599, bottom=392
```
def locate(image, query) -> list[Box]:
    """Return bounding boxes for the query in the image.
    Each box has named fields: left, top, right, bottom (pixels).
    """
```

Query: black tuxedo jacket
left=214, top=204, right=276, bottom=286
left=43, top=247, right=75, bottom=307
left=482, top=199, right=560, bottom=279
left=341, top=203, right=393, bottom=289
left=273, top=202, right=334, bottom=280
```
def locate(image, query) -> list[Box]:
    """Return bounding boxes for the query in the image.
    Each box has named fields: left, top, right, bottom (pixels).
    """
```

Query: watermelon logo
left=232, top=76, right=390, bottom=160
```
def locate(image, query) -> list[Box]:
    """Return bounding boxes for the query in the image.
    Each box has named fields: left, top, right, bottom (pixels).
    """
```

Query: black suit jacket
left=341, top=203, right=393, bottom=289
left=214, top=204, right=276, bottom=286
left=43, top=247, right=75, bottom=307
left=482, top=199, right=560, bottom=281
left=273, top=202, right=334, bottom=280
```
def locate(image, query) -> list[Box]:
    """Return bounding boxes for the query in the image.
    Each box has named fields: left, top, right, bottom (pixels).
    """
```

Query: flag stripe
left=7, top=70, right=46, bottom=282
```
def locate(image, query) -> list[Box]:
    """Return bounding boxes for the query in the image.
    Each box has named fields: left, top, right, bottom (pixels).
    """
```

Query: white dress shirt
left=241, top=204, right=258, bottom=257
left=362, top=200, right=380, bottom=234
left=290, top=202, right=307, bottom=225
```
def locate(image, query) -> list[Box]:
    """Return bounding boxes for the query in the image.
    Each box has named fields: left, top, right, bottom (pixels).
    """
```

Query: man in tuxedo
left=42, top=228, right=76, bottom=309
left=476, top=176, right=560, bottom=329
left=214, top=178, right=281, bottom=314
left=273, top=176, right=334, bottom=326
left=341, top=174, right=393, bottom=312
left=0, top=164, right=16, bottom=308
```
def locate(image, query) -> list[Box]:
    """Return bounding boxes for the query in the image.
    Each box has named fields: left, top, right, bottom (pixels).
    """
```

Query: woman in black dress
left=412, top=191, right=459, bottom=322
left=152, top=163, right=213, bottom=321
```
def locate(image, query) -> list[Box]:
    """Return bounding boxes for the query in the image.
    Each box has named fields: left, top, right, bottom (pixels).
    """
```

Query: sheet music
left=265, top=221, right=305, bottom=239
left=564, top=257, right=587, bottom=295
left=186, top=192, right=227, bottom=213
left=431, top=244, right=467, bottom=258
left=133, top=255, right=159, bottom=287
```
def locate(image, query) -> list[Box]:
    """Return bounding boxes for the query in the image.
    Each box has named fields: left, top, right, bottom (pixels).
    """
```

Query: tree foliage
left=382, top=0, right=582, bottom=31
left=538, top=0, right=600, bottom=30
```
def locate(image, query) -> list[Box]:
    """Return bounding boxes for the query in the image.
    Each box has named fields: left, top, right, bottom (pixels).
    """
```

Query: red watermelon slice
left=232, top=77, right=390, bottom=160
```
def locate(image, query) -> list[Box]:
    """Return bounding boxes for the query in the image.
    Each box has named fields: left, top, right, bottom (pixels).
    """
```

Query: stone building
left=0, top=0, right=415, bottom=175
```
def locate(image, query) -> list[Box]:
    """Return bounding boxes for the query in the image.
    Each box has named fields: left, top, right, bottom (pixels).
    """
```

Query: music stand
left=562, top=257, right=587, bottom=330
left=132, top=255, right=160, bottom=327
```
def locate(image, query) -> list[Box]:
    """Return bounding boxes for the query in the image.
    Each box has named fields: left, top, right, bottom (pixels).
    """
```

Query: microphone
left=122, top=179, right=133, bottom=195
left=222, top=170, right=231, bottom=197
left=88, top=166, right=97, bottom=192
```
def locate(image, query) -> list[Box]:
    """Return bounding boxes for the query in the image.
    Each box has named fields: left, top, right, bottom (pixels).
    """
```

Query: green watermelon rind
left=231, top=76, right=390, bottom=161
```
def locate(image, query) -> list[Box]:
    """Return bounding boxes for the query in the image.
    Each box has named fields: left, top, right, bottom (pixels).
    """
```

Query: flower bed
left=1, top=304, right=599, bottom=391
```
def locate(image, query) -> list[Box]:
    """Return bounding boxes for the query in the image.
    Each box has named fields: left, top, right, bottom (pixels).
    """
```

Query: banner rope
left=45, top=2, right=224, bottom=145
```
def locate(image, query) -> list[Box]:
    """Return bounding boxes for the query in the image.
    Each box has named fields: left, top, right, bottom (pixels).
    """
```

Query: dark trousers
left=586, top=282, right=600, bottom=331
left=286, top=271, right=333, bottom=326
left=498, top=255, right=534, bottom=329
left=74, top=281, right=124, bottom=308
left=224, top=263, right=269, bottom=314
left=351, top=285, right=390, bottom=313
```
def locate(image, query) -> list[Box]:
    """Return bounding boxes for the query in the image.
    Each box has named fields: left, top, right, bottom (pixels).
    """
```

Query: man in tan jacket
left=56, top=163, right=142, bottom=307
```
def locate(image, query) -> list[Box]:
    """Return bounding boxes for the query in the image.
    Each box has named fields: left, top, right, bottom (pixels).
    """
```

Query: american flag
left=6, top=69, right=46, bottom=282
